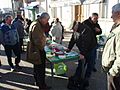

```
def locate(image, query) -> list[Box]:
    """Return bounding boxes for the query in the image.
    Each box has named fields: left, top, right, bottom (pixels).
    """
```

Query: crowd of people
left=0, top=3, right=120, bottom=90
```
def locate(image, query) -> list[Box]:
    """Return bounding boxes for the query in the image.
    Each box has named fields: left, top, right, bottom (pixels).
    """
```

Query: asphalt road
left=0, top=32, right=107, bottom=90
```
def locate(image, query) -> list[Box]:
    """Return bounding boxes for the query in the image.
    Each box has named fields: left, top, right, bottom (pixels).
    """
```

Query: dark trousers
left=74, top=60, right=86, bottom=80
left=107, top=74, right=120, bottom=90
left=33, top=50, right=46, bottom=86
left=85, top=48, right=97, bottom=78
left=19, top=38, right=23, bottom=52
left=4, top=43, right=21, bottom=68
left=73, top=50, right=94, bottom=82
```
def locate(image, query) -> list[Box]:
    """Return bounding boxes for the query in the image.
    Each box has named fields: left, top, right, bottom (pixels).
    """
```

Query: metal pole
left=118, top=0, right=120, bottom=3
left=11, top=0, right=15, bottom=17
left=46, top=0, right=48, bottom=12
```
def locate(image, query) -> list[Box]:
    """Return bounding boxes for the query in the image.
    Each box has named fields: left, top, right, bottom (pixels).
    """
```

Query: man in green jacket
left=28, top=12, right=51, bottom=90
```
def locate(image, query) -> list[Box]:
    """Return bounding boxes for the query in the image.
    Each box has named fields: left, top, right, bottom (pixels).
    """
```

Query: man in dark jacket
left=13, top=16, right=25, bottom=53
left=83, top=13, right=102, bottom=72
left=81, top=13, right=102, bottom=88
left=67, top=22, right=96, bottom=89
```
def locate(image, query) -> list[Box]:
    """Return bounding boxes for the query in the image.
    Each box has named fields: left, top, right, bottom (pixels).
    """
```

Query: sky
left=0, top=0, right=12, bottom=9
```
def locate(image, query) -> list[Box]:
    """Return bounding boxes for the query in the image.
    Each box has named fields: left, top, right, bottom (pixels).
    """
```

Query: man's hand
left=65, top=48, right=71, bottom=52
left=95, top=27, right=101, bottom=32
left=80, top=54, right=85, bottom=60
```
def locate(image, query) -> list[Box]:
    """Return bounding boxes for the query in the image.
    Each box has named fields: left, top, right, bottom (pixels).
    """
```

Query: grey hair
left=39, top=12, right=50, bottom=19
left=112, top=3, right=120, bottom=12
left=4, top=15, right=12, bottom=21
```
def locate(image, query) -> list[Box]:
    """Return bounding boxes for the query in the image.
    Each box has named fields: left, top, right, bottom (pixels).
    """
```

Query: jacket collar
left=88, top=17, right=98, bottom=24
left=107, top=24, right=120, bottom=40
left=111, top=24, right=120, bottom=34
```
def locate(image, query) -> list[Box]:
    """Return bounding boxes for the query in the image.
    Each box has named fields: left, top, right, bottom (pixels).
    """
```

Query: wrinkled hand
left=80, top=54, right=85, bottom=60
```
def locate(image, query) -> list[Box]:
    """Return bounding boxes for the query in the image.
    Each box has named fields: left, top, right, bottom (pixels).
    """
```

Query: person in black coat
left=67, top=22, right=96, bottom=89
left=83, top=13, right=102, bottom=72
left=67, top=22, right=96, bottom=56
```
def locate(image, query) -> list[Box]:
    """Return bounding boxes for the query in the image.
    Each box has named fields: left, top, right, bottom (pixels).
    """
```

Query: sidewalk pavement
left=0, top=32, right=107, bottom=90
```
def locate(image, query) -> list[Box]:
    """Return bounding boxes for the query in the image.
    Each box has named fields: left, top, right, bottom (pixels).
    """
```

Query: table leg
left=50, top=62, right=54, bottom=77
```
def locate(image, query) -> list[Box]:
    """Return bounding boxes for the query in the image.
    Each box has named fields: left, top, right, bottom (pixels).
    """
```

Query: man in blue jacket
left=1, top=15, right=21, bottom=71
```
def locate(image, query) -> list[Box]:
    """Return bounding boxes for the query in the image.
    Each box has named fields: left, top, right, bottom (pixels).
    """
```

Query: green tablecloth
left=45, top=44, right=79, bottom=63
left=47, top=55, right=79, bottom=63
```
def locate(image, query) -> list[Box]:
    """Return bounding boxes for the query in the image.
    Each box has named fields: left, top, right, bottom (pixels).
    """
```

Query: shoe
left=67, top=76, right=84, bottom=90
left=11, top=68, right=16, bottom=72
left=39, top=84, right=52, bottom=90
left=34, top=82, right=39, bottom=86
left=93, top=68, right=97, bottom=72
left=83, top=80, right=89, bottom=88
left=0, top=60, right=1, bottom=66
left=15, top=65, right=22, bottom=70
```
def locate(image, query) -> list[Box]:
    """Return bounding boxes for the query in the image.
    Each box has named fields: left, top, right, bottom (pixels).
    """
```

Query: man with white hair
left=102, top=3, right=120, bottom=90
left=28, top=12, right=51, bottom=90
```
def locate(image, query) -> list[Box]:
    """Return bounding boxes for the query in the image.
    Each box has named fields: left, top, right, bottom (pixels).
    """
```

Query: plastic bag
left=54, top=62, right=68, bottom=75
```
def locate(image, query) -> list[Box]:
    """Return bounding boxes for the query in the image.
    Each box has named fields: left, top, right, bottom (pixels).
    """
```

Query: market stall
left=45, top=41, right=79, bottom=77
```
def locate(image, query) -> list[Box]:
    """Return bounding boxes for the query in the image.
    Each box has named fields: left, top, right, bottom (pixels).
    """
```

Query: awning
left=25, top=2, right=45, bottom=12
left=50, top=0, right=105, bottom=7
left=50, top=0, right=81, bottom=7
left=25, top=2, right=39, bottom=10
left=83, top=0, right=105, bottom=4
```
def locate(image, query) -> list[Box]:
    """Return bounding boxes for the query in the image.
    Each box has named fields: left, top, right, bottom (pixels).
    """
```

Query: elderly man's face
left=39, top=18, right=49, bottom=25
left=111, top=11, right=120, bottom=23
left=91, top=15, right=98, bottom=23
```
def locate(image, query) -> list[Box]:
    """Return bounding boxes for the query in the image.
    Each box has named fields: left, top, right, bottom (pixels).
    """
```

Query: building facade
left=48, top=0, right=120, bottom=34
left=82, top=0, right=120, bottom=35
left=22, top=0, right=120, bottom=34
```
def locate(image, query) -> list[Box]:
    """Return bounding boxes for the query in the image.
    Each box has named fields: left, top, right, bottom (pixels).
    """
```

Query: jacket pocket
left=26, top=41, right=41, bottom=64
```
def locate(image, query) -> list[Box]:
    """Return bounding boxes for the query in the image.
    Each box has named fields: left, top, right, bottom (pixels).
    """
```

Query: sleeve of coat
left=109, top=33, right=120, bottom=76
left=31, top=25, right=46, bottom=50
left=68, top=33, right=76, bottom=50
left=78, top=29, right=93, bottom=56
